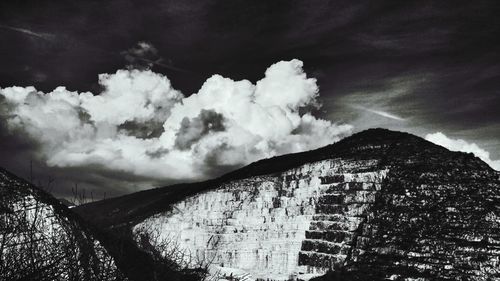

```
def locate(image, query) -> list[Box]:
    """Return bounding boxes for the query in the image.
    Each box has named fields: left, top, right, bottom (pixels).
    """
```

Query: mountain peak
left=228, top=128, right=492, bottom=180
left=72, top=128, right=500, bottom=280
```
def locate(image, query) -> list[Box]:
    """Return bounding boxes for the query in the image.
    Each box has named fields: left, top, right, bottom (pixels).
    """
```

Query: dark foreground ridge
left=61, top=129, right=500, bottom=279
left=0, top=167, right=206, bottom=281
left=0, top=167, right=127, bottom=280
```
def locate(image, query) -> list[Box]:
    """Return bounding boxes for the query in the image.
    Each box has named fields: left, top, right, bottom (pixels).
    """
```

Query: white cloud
left=80, top=69, right=183, bottom=125
left=425, top=132, right=500, bottom=171
left=0, top=59, right=353, bottom=182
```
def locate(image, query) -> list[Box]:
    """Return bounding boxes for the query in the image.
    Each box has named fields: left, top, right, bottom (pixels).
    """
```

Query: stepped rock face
left=0, top=168, right=126, bottom=281
left=77, top=129, right=500, bottom=280
left=135, top=160, right=389, bottom=280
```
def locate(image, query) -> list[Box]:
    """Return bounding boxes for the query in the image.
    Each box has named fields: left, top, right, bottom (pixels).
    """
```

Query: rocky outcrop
left=77, top=129, right=500, bottom=280
left=134, top=159, right=389, bottom=280
left=342, top=161, right=500, bottom=280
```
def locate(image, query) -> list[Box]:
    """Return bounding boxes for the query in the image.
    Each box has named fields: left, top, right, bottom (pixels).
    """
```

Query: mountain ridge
left=74, top=128, right=493, bottom=229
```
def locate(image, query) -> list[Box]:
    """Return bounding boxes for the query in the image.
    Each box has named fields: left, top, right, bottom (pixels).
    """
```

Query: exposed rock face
left=135, top=160, right=388, bottom=279
left=0, top=168, right=126, bottom=281
left=344, top=158, right=500, bottom=280
left=77, top=129, right=500, bottom=280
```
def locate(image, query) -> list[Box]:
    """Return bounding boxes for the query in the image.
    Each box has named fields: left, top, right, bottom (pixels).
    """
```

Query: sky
left=0, top=0, right=499, bottom=199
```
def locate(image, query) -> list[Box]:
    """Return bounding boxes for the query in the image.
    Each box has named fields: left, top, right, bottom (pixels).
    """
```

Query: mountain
left=0, top=167, right=126, bottom=280
left=75, top=128, right=500, bottom=280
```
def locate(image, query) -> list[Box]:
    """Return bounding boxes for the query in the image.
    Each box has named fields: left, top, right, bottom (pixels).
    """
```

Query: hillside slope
left=0, top=167, right=126, bottom=280
left=75, top=129, right=500, bottom=280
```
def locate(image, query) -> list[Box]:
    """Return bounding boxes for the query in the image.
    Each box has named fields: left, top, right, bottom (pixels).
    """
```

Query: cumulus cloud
left=0, top=59, right=353, bottom=183
left=425, top=132, right=500, bottom=171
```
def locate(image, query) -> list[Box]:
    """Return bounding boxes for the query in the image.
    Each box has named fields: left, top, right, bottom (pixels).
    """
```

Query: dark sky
left=0, top=0, right=499, bottom=198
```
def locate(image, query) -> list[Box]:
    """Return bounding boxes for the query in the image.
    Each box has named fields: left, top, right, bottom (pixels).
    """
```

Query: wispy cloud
left=351, top=105, right=406, bottom=121
left=121, top=42, right=191, bottom=73
left=139, top=57, right=192, bottom=73
left=0, top=24, right=54, bottom=41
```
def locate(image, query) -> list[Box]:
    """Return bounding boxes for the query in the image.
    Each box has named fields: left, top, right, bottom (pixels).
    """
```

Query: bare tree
left=0, top=194, right=127, bottom=281
left=132, top=225, right=220, bottom=281
left=70, top=183, right=92, bottom=206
